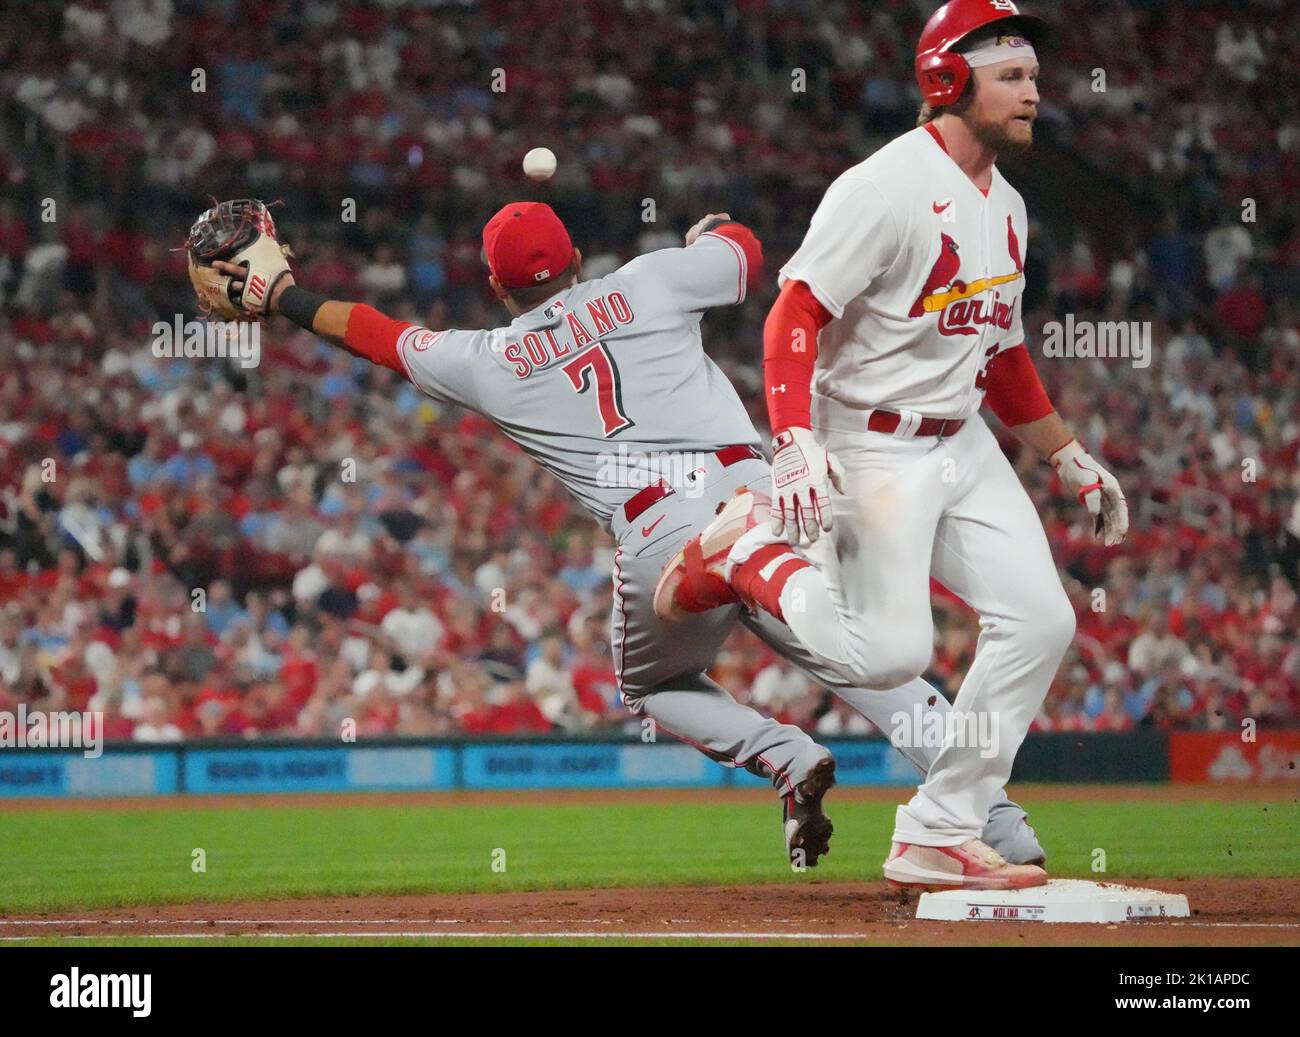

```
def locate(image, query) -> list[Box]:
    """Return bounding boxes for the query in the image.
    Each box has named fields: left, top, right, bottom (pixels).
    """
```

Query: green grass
left=0, top=796, right=1295, bottom=915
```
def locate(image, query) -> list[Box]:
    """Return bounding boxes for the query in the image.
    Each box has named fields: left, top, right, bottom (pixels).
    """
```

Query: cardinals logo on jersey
left=908, top=221, right=1024, bottom=336
left=1007, top=215, right=1023, bottom=273
left=909, top=234, right=966, bottom=318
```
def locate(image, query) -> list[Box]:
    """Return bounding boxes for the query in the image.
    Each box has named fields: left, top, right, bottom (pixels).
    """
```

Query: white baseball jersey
left=766, top=122, right=1070, bottom=852
left=779, top=124, right=1028, bottom=420
left=393, top=232, right=760, bottom=527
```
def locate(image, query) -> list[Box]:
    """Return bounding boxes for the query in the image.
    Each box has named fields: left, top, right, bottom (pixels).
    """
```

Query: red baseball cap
left=481, top=202, right=575, bottom=289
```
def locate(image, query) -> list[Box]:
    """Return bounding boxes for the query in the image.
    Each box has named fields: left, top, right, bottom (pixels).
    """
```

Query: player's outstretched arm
left=212, top=260, right=408, bottom=376
left=983, top=344, right=1128, bottom=546
left=188, top=200, right=406, bottom=375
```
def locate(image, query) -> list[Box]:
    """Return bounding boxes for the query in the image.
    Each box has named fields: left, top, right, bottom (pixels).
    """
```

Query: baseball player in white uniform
left=205, top=195, right=1045, bottom=871
left=656, top=0, right=1128, bottom=889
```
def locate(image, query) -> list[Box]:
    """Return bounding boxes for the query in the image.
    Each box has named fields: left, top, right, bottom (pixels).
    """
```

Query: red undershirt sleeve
left=703, top=222, right=764, bottom=296
left=763, top=279, right=832, bottom=434
left=982, top=343, right=1055, bottom=426
left=342, top=304, right=409, bottom=377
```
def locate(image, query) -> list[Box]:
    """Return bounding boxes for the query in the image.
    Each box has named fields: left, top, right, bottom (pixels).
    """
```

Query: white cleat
left=883, top=838, right=1048, bottom=891
left=652, top=489, right=770, bottom=622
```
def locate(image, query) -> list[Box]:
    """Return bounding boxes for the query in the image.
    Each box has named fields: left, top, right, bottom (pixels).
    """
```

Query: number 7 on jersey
left=562, top=343, right=634, bottom=437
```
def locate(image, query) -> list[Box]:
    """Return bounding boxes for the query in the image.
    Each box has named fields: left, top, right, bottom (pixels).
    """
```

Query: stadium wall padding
left=1167, top=731, right=1300, bottom=782
left=1009, top=730, right=1171, bottom=782
left=9, top=731, right=1294, bottom=796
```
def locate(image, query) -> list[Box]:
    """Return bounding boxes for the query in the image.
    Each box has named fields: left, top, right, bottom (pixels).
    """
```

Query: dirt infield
left=4, top=878, right=1296, bottom=945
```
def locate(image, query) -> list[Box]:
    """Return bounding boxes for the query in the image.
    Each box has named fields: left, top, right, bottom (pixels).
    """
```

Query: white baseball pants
left=768, top=412, right=1075, bottom=846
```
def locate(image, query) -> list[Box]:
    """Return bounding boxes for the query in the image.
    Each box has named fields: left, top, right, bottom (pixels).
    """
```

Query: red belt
left=621, top=444, right=762, bottom=523
left=867, top=409, right=966, bottom=438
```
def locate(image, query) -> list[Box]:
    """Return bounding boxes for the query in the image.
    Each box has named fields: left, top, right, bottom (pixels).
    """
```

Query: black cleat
left=783, top=756, right=837, bottom=867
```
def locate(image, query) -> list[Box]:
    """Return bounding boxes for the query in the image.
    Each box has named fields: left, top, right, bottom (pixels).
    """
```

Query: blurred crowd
left=0, top=0, right=1295, bottom=743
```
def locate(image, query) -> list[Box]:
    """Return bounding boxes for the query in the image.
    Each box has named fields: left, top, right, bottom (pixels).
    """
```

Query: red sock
left=732, top=544, right=810, bottom=622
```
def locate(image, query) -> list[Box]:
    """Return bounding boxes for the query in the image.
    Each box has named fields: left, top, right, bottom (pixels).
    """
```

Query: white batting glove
left=770, top=427, right=844, bottom=546
left=1049, top=439, right=1129, bottom=547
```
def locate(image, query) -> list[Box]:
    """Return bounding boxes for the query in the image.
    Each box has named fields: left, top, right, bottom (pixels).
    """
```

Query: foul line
left=1, top=918, right=1297, bottom=939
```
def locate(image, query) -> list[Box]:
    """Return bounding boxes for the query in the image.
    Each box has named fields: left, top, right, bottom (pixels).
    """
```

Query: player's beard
left=969, top=112, right=1034, bottom=155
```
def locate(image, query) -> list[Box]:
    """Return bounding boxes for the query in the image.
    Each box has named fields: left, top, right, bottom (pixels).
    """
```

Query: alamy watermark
left=151, top=316, right=261, bottom=369
left=1, top=706, right=103, bottom=759
left=596, top=445, right=718, bottom=498
left=50, top=968, right=151, bottom=1017
left=890, top=705, right=1000, bottom=760
left=1041, top=316, right=1151, bottom=369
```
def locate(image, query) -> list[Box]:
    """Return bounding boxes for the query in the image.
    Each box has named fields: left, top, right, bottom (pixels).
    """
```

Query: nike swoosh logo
left=933, top=200, right=951, bottom=213
left=642, top=516, right=666, bottom=537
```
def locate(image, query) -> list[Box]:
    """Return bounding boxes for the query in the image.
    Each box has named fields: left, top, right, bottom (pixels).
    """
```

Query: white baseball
left=523, top=147, right=557, bottom=181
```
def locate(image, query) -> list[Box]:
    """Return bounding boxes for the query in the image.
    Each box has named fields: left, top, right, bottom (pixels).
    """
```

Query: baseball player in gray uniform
left=207, top=199, right=1044, bottom=869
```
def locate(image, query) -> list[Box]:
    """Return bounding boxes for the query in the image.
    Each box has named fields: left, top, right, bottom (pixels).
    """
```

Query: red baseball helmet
left=915, top=0, right=1047, bottom=107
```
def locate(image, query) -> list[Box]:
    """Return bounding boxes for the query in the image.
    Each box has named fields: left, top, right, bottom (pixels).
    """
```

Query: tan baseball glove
left=186, top=199, right=293, bottom=320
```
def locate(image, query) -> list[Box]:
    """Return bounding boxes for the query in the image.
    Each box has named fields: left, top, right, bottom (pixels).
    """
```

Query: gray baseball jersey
left=374, top=225, right=1037, bottom=852
left=394, top=231, right=760, bottom=528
